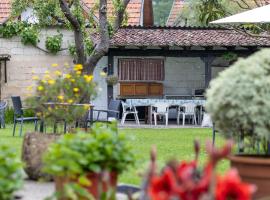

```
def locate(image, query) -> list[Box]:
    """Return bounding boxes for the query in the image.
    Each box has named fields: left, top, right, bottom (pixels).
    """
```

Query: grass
left=0, top=124, right=229, bottom=185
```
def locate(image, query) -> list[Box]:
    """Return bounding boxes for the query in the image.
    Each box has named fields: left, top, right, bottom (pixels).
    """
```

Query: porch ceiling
left=110, top=26, right=270, bottom=48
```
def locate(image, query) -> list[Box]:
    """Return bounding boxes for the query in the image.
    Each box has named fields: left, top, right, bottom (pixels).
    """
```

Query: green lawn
left=0, top=124, right=229, bottom=185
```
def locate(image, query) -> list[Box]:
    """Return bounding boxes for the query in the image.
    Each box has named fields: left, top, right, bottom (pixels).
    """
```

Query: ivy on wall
left=0, top=21, right=66, bottom=55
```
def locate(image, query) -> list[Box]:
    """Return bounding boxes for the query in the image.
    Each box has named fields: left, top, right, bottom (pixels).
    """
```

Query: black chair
left=92, top=100, right=121, bottom=122
left=11, top=96, right=39, bottom=136
left=0, top=101, right=7, bottom=128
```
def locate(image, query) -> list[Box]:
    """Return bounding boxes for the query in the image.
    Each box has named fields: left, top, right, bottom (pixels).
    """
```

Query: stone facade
left=0, top=28, right=108, bottom=113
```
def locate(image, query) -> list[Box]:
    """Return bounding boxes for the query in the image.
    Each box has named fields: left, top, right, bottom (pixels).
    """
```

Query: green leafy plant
left=0, top=21, right=26, bottom=38
left=26, top=64, right=97, bottom=125
left=45, top=34, right=63, bottom=54
left=4, top=107, right=35, bottom=124
left=106, top=75, right=119, bottom=86
left=206, top=49, right=270, bottom=154
left=0, top=144, right=24, bottom=200
left=43, top=122, right=135, bottom=177
left=20, top=26, right=39, bottom=45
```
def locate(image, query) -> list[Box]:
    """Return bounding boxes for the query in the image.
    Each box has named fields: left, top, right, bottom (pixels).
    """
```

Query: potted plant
left=206, top=49, right=270, bottom=199
left=106, top=75, right=119, bottom=86
left=43, top=122, right=136, bottom=199
left=143, top=141, right=255, bottom=200
left=23, top=63, right=98, bottom=180
left=0, top=144, right=24, bottom=200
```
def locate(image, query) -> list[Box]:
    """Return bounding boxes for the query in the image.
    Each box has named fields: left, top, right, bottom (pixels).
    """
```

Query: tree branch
left=59, top=0, right=86, bottom=65
left=113, top=0, right=130, bottom=31
left=85, top=0, right=130, bottom=74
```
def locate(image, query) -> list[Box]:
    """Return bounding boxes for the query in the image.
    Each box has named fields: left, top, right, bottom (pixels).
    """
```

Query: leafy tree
left=9, top=0, right=130, bottom=74
left=153, top=0, right=173, bottom=26
left=175, top=0, right=269, bottom=26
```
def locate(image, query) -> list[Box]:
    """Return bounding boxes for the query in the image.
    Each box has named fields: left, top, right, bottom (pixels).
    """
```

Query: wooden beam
left=108, top=48, right=256, bottom=57
left=107, top=52, right=114, bottom=104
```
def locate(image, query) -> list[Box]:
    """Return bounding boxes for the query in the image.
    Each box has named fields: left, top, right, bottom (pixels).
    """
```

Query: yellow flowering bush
left=27, top=64, right=97, bottom=124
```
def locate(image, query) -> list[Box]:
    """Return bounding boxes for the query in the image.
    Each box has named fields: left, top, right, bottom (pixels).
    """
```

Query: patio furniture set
left=121, top=98, right=206, bottom=126
left=0, top=96, right=207, bottom=136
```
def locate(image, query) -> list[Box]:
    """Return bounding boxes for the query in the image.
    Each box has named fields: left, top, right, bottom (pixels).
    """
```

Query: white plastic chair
left=121, top=102, right=140, bottom=125
left=152, top=103, right=170, bottom=126
left=177, top=103, right=197, bottom=126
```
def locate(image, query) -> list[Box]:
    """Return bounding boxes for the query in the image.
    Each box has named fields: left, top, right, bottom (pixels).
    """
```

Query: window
left=118, top=58, right=164, bottom=81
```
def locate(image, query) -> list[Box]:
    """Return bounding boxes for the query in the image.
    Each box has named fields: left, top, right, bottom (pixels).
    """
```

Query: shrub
left=20, top=26, right=39, bottom=45
left=4, top=107, right=35, bottom=124
left=206, top=49, right=270, bottom=152
left=45, top=34, right=63, bottom=54
left=43, top=122, right=135, bottom=177
left=26, top=64, right=97, bottom=125
left=0, top=145, right=24, bottom=200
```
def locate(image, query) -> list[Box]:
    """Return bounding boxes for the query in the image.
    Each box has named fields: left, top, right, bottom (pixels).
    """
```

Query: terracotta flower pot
left=55, top=172, right=118, bottom=200
left=229, top=155, right=270, bottom=199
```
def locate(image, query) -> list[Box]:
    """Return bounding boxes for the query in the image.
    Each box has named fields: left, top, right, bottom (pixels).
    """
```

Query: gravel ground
left=16, top=181, right=129, bottom=200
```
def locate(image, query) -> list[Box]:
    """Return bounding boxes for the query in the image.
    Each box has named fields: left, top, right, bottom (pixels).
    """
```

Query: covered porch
left=103, top=26, right=270, bottom=125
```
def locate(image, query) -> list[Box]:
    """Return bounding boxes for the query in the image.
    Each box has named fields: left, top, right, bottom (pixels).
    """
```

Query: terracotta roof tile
left=0, top=0, right=11, bottom=24
left=110, top=26, right=270, bottom=47
left=0, top=0, right=142, bottom=26
left=83, top=0, right=142, bottom=26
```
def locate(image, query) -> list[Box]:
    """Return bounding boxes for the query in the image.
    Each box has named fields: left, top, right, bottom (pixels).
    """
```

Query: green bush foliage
left=26, top=64, right=97, bottom=125
left=4, top=107, right=35, bottom=124
left=45, top=34, right=63, bottom=54
left=206, top=49, right=270, bottom=141
left=0, top=21, right=26, bottom=38
left=20, top=26, right=39, bottom=45
left=43, top=122, right=135, bottom=177
left=0, top=145, right=24, bottom=200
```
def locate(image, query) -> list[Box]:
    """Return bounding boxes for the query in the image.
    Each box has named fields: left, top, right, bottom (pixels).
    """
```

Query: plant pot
left=55, top=172, right=118, bottom=199
left=22, top=132, right=60, bottom=180
left=229, top=155, right=270, bottom=199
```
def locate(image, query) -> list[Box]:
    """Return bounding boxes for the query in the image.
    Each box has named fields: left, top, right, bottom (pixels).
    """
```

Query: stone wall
left=0, top=28, right=108, bottom=112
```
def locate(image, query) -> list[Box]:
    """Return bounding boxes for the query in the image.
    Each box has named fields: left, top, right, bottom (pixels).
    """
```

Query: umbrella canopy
left=210, top=4, right=270, bottom=24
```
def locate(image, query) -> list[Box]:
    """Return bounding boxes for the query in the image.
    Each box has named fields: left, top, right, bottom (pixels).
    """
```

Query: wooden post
left=107, top=53, right=114, bottom=105
left=201, top=55, right=215, bottom=88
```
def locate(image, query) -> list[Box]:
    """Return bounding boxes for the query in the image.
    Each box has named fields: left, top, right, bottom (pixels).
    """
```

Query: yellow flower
left=31, top=70, right=35, bottom=74
left=100, top=71, right=107, bottom=77
left=76, top=71, right=81, bottom=75
left=32, top=76, right=39, bottom=80
left=48, top=107, right=52, bottom=111
left=36, top=112, right=42, bottom=117
left=65, top=74, right=72, bottom=79
left=41, top=80, right=47, bottom=84
left=54, top=70, right=62, bottom=76
left=84, top=75, right=93, bottom=83
left=74, top=64, right=83, bottom=71
left=52, top=63, right=58, bottom=67
left=84, top=104, right=90, bottom=110
left=44, top=74, right=51, bottom=79
left=27, top=86, right=33, bottom=91
left=68, top=99, right=74, bottom=104
left=73, top=88, right=79, bottom=92
left=48, top=80, right=55, bottom=85
left=45, top=70, right=50, bottom=74
left=37, top=86, right=44, bottom=91
left=57, top=95, right=64, bottom=100
left=71, top=79, right=75, bottom=83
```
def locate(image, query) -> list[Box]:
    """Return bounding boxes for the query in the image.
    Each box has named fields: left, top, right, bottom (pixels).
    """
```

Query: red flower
left=149, top=167, right=177, bottom=200
left=216, top=169, right=256, bottom=200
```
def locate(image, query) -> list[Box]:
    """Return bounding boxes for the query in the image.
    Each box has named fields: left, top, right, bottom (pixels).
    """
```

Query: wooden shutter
left=118, top=58, right=164, bottom=81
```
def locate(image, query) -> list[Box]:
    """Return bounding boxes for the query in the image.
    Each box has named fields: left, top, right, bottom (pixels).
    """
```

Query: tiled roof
left=80, top=0, right=142, bottom=26
left=110, top=26, right=270, bottom=47
left=166, top=0, right=184, bottom=26
left=0, top=0, right=11, bottom=24
left=0, top=0, right=142, bottom=26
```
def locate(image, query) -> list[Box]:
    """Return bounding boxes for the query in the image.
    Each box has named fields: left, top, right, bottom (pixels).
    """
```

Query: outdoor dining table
left=39, top=102, right=94, bottom=132
left=126, top=99, right=206, bottom=125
